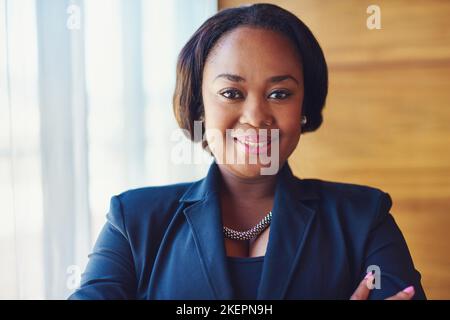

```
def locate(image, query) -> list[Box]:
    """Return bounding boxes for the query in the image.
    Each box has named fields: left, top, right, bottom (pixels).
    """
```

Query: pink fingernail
left=364, top=272, right=373, bottom=280
left=403, top=286, right=415, bottom=294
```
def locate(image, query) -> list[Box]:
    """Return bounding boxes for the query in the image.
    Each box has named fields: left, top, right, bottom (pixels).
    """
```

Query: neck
left=217, top=164, right=281, bottom=232
left=217, top=165, right=277, bottom=201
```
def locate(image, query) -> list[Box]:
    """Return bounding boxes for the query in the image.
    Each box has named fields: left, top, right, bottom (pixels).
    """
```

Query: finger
left=385, top=286, right=415, bottom=300
left=350, top=273, right=374, bottom=300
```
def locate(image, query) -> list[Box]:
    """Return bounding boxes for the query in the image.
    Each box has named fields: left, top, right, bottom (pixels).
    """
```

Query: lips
left=234, top=137, right=270, bottom=147
left=234, top=137, right=271, bottom=155
left=241, top=140, right=268, bottom=147
left=231, top=133, right=277, bottom=155
left=232, top=135, right=270, bottom=143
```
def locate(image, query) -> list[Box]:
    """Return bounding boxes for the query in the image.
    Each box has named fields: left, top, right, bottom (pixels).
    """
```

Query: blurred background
left=1, top=0, right=449, bottom=299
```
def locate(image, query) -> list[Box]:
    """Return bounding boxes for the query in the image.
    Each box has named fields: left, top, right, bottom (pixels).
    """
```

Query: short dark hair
left=173, top=3, right=328, bottom=146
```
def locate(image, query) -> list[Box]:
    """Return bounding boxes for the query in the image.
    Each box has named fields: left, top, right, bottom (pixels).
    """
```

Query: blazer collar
left=179, top=160, right=319, bottom=299
left=179, top=159, right=318, bottom=202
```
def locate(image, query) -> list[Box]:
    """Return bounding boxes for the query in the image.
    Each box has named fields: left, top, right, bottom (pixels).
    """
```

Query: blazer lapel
left=257, top=162, right=319, bottom=299
left=180, top=161, right=234, bottom=300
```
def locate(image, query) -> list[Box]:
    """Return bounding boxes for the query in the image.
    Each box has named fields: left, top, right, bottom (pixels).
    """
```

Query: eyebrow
left=214, top=73, right=299, bottom=85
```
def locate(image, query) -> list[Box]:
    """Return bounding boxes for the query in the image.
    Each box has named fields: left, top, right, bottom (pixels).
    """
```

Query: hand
left=350, top=273, right=415, bottom=300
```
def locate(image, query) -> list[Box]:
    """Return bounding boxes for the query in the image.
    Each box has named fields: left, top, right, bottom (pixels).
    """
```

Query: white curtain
left=0, top=0, right=217, bottom=299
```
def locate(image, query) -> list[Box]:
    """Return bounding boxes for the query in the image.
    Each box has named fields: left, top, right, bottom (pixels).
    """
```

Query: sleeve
left=67, top=195, right=137, bottom=300
left=362, top=192, right=426, bottom=300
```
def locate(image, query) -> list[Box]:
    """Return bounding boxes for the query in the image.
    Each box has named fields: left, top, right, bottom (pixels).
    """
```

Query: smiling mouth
left=232, top=136, right=277, bottom=155
left=234, top=138, right=270, bottom=147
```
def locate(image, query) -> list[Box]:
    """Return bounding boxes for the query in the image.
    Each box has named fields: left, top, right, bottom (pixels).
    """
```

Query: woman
left=69, top=3, right=425, bottom=300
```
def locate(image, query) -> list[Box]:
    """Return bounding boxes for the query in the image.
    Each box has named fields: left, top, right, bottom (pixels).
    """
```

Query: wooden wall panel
left=220, top=0, right=450, bottom=66
left=219, top=0, right=450, bottom=299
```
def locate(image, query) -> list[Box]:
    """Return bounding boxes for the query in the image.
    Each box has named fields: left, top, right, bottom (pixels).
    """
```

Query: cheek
left=280, top=121, right=301, bottom=153
left=203, top=92, right=227, bottom=126
left=277, top=107, right=302, bottom=135
left=203, top=103, right=236, bottom=153
left=204, top=110, right=235, bottom=133
left=275, top=108, right=302, bottom=157
left=283, top=117, right=302, bottom=136
left=203, top=96, right=238, bottom=132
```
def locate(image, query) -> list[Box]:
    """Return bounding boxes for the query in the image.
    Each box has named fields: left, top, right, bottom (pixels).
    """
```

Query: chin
left=228, top=162, right=280, bottom=179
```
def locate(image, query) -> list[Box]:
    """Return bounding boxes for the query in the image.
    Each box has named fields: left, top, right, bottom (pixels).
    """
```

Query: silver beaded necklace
left=223, top=211, right=273, bottom=241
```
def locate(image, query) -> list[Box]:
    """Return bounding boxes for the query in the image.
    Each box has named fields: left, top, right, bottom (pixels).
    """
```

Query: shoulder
left=106, top=181, right=195, bottom=239
left=314, top=178, right=389, bottom=205
left=117, top=181, right=193, bottom=209
left=295, top=177, right=393, bottom=227
left=295, top=176, right=390, bottom=201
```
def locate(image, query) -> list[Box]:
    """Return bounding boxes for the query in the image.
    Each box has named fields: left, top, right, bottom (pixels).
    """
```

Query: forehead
left=204, top=26, right=302, bottom=79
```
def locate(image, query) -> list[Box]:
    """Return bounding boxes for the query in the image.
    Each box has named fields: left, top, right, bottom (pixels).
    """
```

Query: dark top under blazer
left=68, top=160, right=426, bottom=300
left=227, top=256, right=264, bottom=299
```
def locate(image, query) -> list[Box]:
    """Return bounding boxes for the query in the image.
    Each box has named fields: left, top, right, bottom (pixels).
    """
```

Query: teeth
left=237, top=139, right=268, bottom=147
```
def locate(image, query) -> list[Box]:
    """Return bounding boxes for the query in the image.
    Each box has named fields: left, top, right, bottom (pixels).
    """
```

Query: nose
left=239, top=95, right=274, bottom=127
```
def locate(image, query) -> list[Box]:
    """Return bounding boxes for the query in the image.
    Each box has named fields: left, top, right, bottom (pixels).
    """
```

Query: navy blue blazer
left=68, top=160, right=426, bottom=300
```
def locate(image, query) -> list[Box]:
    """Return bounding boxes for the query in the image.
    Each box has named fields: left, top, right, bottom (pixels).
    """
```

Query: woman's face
left=201, top=26, right=304, bottom=179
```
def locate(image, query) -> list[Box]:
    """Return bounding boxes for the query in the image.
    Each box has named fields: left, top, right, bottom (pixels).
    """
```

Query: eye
left=219, top=89, right=244, bottom=100
left=268, top=90, right=292, bottom=100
